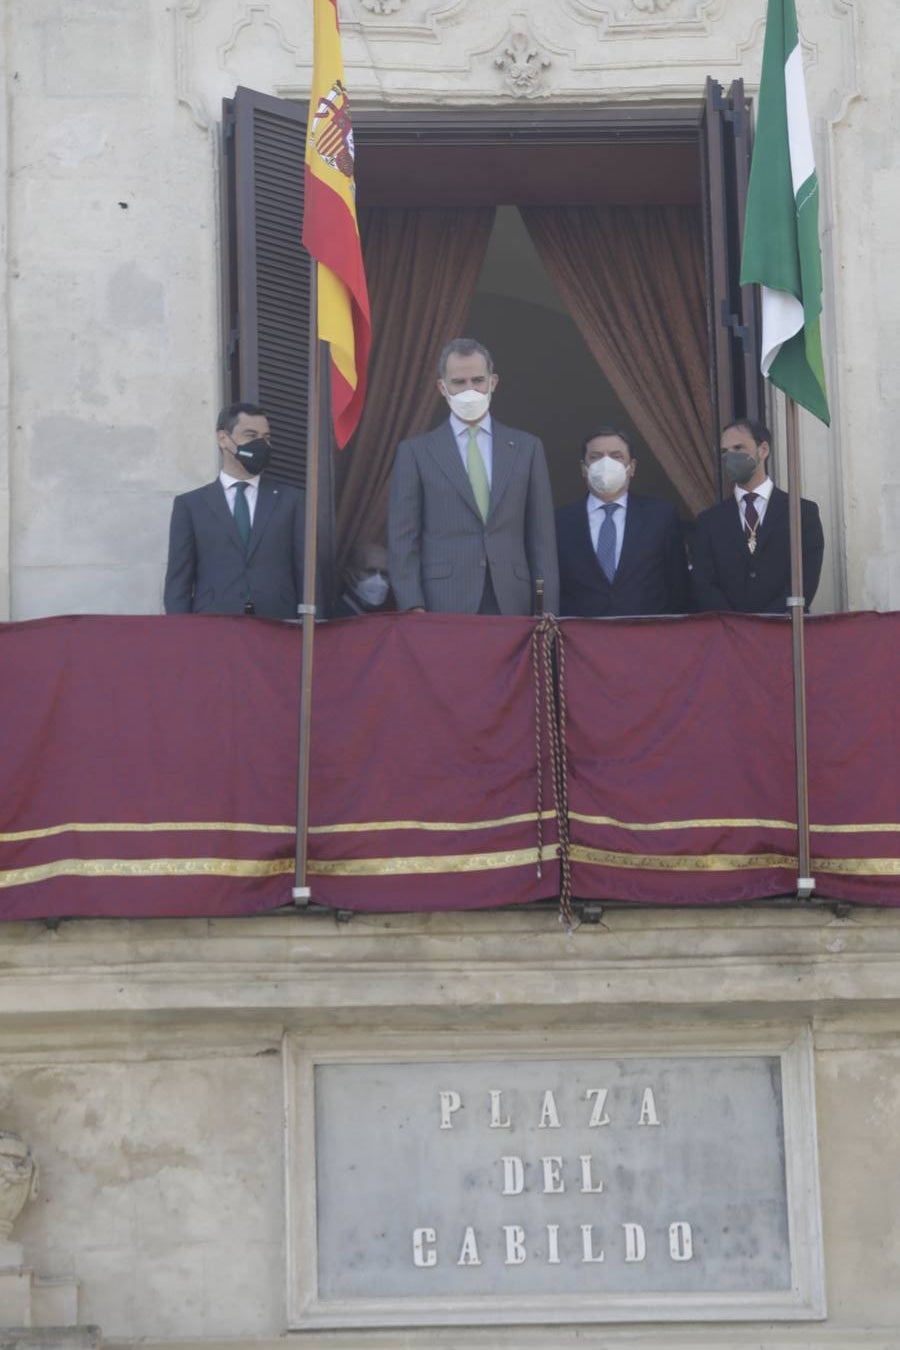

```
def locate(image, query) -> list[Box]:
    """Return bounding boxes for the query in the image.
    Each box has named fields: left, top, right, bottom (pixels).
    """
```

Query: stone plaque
left=287, top=1030, right=824, bottom=1328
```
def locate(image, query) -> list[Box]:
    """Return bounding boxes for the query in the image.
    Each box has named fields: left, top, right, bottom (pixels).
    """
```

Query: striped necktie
left=744, top=491, right=759, bottom=552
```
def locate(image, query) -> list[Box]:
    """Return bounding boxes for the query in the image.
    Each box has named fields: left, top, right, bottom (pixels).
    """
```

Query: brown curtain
left=521, top=206, right=716, bottom=516
left=335, top=206, right=496, bottom=569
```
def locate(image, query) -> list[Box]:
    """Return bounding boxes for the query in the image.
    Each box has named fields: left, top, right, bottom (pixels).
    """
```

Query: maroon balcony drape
left=1, top=613, right=896, bottom=919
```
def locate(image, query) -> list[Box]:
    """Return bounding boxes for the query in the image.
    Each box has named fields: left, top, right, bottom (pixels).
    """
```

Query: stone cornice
left=1, top=909, right=899, bottom=1027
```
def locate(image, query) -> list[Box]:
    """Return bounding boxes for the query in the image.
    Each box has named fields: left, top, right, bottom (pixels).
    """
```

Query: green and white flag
left=741, top=0, right=830, bottom=426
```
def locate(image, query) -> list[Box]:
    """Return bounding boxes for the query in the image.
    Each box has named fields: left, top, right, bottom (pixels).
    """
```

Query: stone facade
left=2, top=910, right=900, bottom=1348
left=0, top=0, right=895, bottom=618
left=2, top=6, right=899, bottom=1347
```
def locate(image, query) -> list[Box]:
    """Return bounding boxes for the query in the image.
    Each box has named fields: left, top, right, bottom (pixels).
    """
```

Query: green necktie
left=233, top=481, right=251, bottom=547
left=466, top=426, right=490, bottom=522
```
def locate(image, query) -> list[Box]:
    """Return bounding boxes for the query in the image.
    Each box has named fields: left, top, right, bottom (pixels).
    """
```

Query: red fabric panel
left=806, top=613, right=899, bottom=902
left=1, top=615, right=300, bottom=919
left=1, top=611, right=896, bottom=919
left=562, top=612, right=899, bottom=905
left=0, top=614, right=556, bottom=919
left=307, top=614, right=557, bottom=910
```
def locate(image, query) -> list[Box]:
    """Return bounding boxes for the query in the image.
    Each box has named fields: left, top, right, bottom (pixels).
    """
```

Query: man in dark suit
left=555, top=427, right=688, bottom=617
left=388, top=338, right=558, bottom=615
left=164, top=402, right=306, bottom=619
left=690, top=418, right=824, bottom=613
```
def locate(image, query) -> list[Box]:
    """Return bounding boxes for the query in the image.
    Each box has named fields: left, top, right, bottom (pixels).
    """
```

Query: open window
left=221, top=85, right=761, bottom=601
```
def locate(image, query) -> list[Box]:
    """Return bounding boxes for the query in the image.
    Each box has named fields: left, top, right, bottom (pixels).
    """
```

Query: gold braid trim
left=0, top=857, right=294, bottom=887
left=570, top=812, right=900, bottom=835
left=0, top=813, right=556, bottom=845
left=570, top=845, right=900, bottom=876
left=0, top=847, right=559, bottom=889
left=2, top=815, right=895, bottom=848
left=1, top=849, right=895, bottom=889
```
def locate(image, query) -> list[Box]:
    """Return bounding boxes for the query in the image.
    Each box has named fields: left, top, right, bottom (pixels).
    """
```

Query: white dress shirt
left=734, top=476, right=774, bottom=529
left=587, top=491, right=629, bottom=569
left=450, top=412, right=493, bottom=487
left=220, top=469, right=261, bottom=525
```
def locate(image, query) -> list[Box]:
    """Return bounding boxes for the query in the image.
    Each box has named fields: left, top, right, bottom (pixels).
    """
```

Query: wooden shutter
left=222, top=86, right=336, bottom=600
left=221, top=86, right=313, bottom=489
left=700, top=77, right=765, bottom=493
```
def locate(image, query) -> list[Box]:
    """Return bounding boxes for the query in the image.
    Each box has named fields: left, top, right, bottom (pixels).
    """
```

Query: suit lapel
left=247, top=478, right=279, bottom=559
left=754, top=487, right=787, bottom=558
left=721, top=495, right=747, bottom=559
left=576, top=497, right=603, bottom=568
left=426, top=422, right=483, bottom=520
left=487, top=423, right=517, bottom=518
left=202, top=480, right=244, bottom=551
left=615, top=496, right=645, bottom=581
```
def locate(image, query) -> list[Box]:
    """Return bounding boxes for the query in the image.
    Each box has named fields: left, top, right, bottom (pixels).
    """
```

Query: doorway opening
left=465, top=205, right=690, bottom=516
left=222, top=88, right=758, bottom=598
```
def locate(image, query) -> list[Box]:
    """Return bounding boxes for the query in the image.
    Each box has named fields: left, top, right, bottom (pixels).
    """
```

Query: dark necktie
left=743, top=491, right=759, bottom=553
left=596, top=502, right=619, bottom=581
left=233, top=481, right=251, bottom=547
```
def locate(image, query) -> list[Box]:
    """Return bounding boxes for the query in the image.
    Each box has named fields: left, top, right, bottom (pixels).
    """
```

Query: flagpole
left=293, top=264, right=321, bottom=905
left=784, top=395, right=814, bottom=898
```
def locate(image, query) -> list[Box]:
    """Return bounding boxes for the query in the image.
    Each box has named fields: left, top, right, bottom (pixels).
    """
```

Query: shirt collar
left=220, top=469, right=260, bottom=489
left=588, top=490, right=629, bottom=514
left=734, top=476, right=773, bottom=504
left=450, top=412, right=493, bottom=439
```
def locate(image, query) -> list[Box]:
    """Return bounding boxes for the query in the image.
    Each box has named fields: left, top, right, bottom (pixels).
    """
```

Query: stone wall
left=2, top=909, right=900, bottom=1348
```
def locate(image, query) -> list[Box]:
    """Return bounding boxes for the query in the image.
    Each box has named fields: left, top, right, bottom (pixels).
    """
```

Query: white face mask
left=354, top=571, right=390, bottom=609
left=446, top=387, right=491, bottom=423
left=587, top=456, right=629, bottom=496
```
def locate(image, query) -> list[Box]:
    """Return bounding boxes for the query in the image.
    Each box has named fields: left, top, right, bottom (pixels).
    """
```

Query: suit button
left=749, top=571, right=757, bottom=579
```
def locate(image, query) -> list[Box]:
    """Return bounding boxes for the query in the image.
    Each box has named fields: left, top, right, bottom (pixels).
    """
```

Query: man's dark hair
left=216, top=401, right=267, bottom=436
left=722, top=417, right=772, bottom=448
left=437, top=338, right=494, bottom=380
left=580, top=426, right=634, bottom=460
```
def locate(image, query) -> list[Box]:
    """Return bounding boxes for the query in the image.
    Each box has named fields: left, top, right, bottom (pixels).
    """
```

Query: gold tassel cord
left=532, top=616, right=574, bottom=930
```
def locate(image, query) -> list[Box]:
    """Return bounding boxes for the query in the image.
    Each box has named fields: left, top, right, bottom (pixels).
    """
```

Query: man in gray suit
left=164, top=401, right=306, bottom=619
left=388, top=339, right=559, bottom=615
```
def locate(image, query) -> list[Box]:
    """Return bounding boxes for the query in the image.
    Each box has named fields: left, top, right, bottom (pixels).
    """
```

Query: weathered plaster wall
left=1, top=0, right=890, bottom=618
left=4, top=1, right=219, bottom=618
left=2, top=910, right=900, bottom=1348
left=827, top=1, right=900, bottom=610
left=1, top=15, right=11, bottom=622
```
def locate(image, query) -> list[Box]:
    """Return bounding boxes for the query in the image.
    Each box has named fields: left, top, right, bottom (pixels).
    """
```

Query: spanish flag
left=302, top=0, right=371, bottom=448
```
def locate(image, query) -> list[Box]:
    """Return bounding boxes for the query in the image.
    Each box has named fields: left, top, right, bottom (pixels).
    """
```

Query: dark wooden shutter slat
left=223, top=87, right=313, bottom=490
left=700, top=77, right=765, bottom=496
left=729, top=79, right=765, bottom=429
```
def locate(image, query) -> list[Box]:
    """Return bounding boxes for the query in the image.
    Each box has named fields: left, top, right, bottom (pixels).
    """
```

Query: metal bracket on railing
left=292, top=886, right=311, bottom=906
left=786, top=596, right=805, bottom=608
left=796, top=876, right=815, bottom=900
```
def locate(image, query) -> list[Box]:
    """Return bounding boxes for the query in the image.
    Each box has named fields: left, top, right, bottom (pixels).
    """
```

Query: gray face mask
left=353, top=572, right=389, bottom=609
left=722, top=449, right=759, bottom=485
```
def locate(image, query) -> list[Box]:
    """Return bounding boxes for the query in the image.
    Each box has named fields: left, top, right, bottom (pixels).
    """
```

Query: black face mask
left=234, top=437, right=272, bottom=476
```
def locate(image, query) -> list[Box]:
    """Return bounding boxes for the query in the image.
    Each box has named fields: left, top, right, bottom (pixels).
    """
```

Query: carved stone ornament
left=494, top=16, right=552, bottom=100
left=358, top=0, right=407, bottom=12
left=631, top=0, right=676, bottom=11
left=0, top=1133, right=39, bottom=1240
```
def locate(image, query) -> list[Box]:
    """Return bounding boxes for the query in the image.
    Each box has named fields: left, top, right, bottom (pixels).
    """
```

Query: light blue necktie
left=596, top=502, right=619, bottom=582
